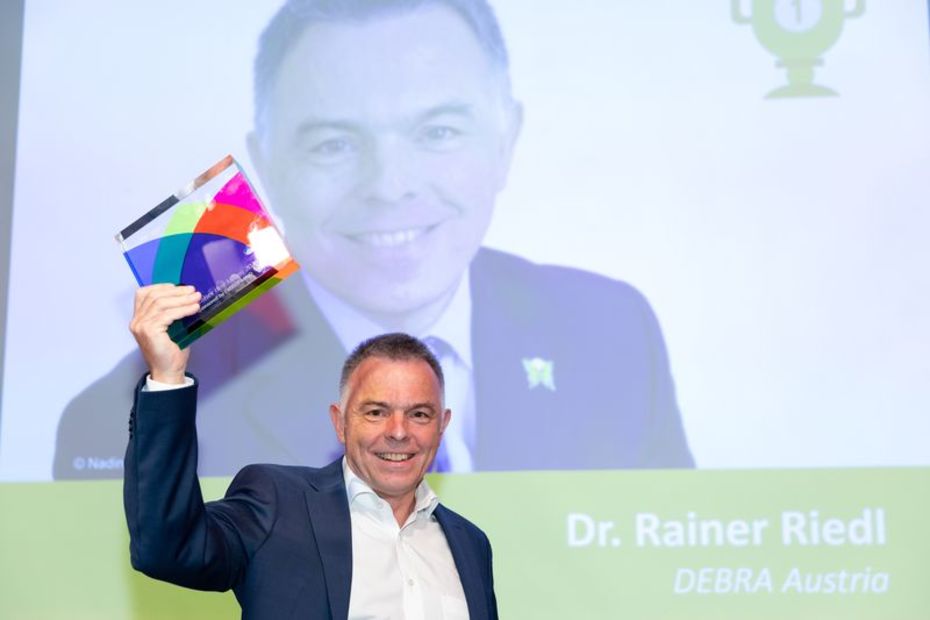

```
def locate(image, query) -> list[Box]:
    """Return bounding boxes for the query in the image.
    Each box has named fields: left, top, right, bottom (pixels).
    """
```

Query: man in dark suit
left=55, top=0, right=693, bottom=478
left=126, top=285, right=497, bottom=619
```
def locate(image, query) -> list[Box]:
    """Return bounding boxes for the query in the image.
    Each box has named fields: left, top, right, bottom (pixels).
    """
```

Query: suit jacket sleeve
left=123, top=376, right=276, bottom=592
left=486, top=535, right=499, bottom=620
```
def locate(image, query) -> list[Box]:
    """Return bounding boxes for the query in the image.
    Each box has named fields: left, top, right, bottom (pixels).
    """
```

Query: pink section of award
left=214, top=171, right=264, bottom=215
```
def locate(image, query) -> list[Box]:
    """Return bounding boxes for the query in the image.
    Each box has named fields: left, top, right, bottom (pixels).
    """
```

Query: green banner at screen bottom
left=1, top=467, right=927, bottom=619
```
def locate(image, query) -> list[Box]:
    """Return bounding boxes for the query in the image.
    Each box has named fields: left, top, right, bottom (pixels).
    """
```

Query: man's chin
left=330, top=277, right=456, bottom=318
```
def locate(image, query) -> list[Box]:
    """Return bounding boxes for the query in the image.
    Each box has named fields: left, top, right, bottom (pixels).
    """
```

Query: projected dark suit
left=124, top=381, right=498, bottom=620
left=55, top=248, right=693, bottom=478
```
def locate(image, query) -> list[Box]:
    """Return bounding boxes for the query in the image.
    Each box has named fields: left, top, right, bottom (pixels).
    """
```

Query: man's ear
left=440, top=408, right=452, bottom=434
left=246, top=130, right=288, bottom=232
left=329, top=403, right=347, bottom=444
left=495, top=99, right=524, bottom=191
left=246, top=131, right=268, bottom=187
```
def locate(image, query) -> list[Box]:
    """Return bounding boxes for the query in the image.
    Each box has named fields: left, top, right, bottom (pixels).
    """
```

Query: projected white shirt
left=343, top=458, right=469, bottom=620
left=306, top=272, right=477, bottom=472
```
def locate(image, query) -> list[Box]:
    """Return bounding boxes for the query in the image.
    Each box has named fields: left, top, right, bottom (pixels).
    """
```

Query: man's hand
left=129, top=284, right=202, bottom=384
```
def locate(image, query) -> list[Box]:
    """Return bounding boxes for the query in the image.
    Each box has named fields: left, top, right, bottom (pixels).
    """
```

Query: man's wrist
left=145, top=374, right=195, bottom=392
left=149, top=368, right=187, bottom=384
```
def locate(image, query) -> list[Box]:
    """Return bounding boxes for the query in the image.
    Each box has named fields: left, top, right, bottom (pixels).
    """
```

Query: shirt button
left=407, top=579, right=415, bottom=586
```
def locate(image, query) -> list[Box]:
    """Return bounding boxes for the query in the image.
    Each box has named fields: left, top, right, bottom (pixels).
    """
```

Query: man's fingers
left=133, top=299, right=201, bottom=331
left=134, top=284, right=197, bottom=304
left=135, top=284, right=197, bottom=307
left=145, top=292, right=201, bottom=317
left=135, top=286, right=200, bottom=317
left=134, top=302, right=202, bottom=330
left=132, top=299, right=201, bottom=328
left=130, top=285, right=201, bottom=338
left=128, top=284, right=199, bottom=382
left=134, top=283, right=191, bottom=303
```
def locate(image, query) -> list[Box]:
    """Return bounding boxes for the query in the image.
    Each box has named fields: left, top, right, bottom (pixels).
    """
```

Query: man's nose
left=362, top=137, right=419, bottom=204
left=385, top=411, right=410, bottom=441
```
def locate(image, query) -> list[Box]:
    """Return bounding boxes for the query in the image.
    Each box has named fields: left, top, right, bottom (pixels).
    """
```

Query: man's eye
left=302, top=136, right=360, bottom=164
left=364, top=409, right=387, bottom=419
left=417, top=125, right=462, bottom=149
left=311, top=138, right=354, bottom=156
left=410, top=410, right=433, bottom=423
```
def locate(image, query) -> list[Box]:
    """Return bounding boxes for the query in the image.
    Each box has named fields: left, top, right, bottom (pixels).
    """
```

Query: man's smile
left=376, top=452, right=416, bottom=462
left=346, top=224, right=437, bottom=248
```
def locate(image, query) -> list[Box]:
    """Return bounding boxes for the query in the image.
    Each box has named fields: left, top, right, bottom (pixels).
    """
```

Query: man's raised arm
left=122, top=284, right=271, bottom=591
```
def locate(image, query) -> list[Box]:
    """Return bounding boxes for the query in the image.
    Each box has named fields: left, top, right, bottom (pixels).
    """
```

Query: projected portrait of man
left=54, top=0, right=693, bottom=478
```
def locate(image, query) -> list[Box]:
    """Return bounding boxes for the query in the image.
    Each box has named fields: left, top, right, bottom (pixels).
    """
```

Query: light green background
left=1, top=467, right=928, bottom=619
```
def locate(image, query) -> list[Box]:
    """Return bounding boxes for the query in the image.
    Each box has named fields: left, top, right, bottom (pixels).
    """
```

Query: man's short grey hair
left=339, top=332, right=445, bottom=397
left=253, top=0, right=512, bottom=136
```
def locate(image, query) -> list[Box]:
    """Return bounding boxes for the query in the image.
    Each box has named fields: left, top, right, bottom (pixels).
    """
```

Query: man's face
left=330, top=356, right=450, bottom=502
left=251, top=6, right=520, bottom=318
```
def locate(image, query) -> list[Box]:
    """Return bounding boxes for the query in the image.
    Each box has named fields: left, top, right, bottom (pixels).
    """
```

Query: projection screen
left=1, top=1, right=928, bottom=618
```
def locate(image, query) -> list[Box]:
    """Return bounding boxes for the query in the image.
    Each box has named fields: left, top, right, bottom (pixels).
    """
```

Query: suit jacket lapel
left=304, top=460, right=353, bottom=620
left=435, top=506, right=488, bottom=620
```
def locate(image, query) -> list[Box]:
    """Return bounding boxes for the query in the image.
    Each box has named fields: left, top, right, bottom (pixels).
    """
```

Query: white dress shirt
left=343, top=459, right=469, bottom=620
left=306, top=272, right=477, bottom=472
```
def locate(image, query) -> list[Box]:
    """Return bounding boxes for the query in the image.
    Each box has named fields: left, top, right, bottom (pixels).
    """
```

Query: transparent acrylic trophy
left=116, top=155, right=300, bottom=348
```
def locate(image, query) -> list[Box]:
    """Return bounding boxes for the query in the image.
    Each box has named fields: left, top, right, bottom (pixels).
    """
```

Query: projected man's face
left=251, top=6, right=520, bottom=321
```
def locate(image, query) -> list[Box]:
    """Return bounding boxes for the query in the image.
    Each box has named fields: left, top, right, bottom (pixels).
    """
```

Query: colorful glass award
left=117, top=155, right=300, bottom=348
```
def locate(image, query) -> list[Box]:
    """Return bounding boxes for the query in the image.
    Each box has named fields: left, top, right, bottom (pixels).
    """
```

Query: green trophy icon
left=732, top=0, right=864, bottom=98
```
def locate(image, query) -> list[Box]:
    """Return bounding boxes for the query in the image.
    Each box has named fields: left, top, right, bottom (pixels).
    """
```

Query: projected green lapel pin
left=732, top=0, right=864, bottom=98
left=522, top=357, right=556, bottom=391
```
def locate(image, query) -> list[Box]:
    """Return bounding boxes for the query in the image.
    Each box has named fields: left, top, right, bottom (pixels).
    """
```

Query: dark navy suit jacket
left=60, top=248, right=693, bottom=478
left=125, top=381, right=498, bottom=620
